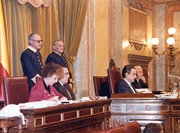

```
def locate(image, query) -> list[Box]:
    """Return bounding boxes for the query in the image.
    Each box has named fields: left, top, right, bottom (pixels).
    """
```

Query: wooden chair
left=124, top=121, right=141, bottom=133
left=93, top=76, right=107, bottom=96
left=2, top=76, right=29, bottom=105
left=1, top=76, right=29, bottom=132
left=105, top=125, right=127, bottom=133
left=90, top=125, right=127, bottom=133
left=107, top=59, right=121, bottom=94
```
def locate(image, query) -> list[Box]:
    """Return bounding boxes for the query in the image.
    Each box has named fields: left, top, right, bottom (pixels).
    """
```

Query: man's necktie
left=138, top=81, right=141, bottom=88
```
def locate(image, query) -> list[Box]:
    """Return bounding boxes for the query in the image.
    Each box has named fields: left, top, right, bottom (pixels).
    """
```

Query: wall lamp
left=151, top=27, right=180, bottom=90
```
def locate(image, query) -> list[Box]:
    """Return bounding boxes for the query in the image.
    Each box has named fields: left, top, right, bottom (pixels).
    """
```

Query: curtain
left=58, top=0, right=89, bottom=80
left=17, top=0, right=52, bottom=7
left=2, top=0, right=88, bottom=83
left=0, top=0, right=10, bottom=101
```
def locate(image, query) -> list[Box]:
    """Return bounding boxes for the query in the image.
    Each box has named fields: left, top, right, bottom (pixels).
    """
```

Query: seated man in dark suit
left=53, top=67, right=75, bottom=100
left=116, top=65, right=137, bottom=93
left=132, top=66, right=148, bottom=88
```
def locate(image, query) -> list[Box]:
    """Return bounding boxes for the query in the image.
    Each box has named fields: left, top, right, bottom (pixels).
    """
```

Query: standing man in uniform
left=20, top=33, right=43, bottom=89
left=45, top=40, right=73, bottom=89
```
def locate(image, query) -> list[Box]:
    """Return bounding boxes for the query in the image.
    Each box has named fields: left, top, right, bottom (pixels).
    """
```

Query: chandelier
left=151, top=27, right=179, bottom=90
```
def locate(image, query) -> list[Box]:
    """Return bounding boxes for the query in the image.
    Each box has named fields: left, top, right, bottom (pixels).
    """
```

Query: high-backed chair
left=93, top=76, right=107, bottom=96
left=90, top=125, right=127, bottom=133
left=105, top=126, right=127, bottom=133
left=143, top=69, right=148, bottom=84
left=124, top=121, right=141, bottom=133
left=107, top=59, right=121, bottom=94
left=2, top=76, right=29, bottom=105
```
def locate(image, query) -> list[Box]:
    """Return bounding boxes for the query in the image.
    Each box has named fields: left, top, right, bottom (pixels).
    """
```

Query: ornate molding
left=109, top=0, right=115, bottom=59
left=128, top=0, right=147, bottom=11
left=129, top=41, right=146, bottom=51
left=128, top=54, right=152, bottom=69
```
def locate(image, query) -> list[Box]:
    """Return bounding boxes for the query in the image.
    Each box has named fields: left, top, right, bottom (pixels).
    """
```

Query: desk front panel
left=20, top=99, right=111, bottom=133
left=111, top=98, right=180, bottom=133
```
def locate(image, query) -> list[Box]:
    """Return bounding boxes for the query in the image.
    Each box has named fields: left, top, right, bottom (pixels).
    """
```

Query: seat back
left=90, top=125, right=127, bottom=133
left=93, top=76, right=107, bottom=96
left=124, top=121, right=141, bottom=133
left=107, top=59, right=121, bottom=94
left=106, top=125, right=127, bottom=133
left=3, top=76, right=29, bottom=105
left=143, top=69, right=148, bottom=84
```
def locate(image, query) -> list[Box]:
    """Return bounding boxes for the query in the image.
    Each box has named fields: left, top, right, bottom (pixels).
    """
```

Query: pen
left=52, top=91, right=56, bottom=96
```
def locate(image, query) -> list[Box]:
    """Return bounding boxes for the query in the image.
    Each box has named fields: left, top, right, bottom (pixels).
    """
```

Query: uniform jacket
left=20, top=48, right=43, bottom=89
left=45, top=52, right=68, bottom=67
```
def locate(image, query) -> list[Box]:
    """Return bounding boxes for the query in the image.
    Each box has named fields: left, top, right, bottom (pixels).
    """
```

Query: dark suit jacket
left=99, top=80, right=111, bottom=98
left=116, top=79, right=136, bottom=93
left=20, top=49, right=43, bottom=89
left=53, top=82, right=75, bottom=100
left=132, top=79, right=148, bottom=88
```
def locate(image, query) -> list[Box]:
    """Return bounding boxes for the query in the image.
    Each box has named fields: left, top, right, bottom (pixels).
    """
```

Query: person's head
left=53, top=40, right=64, bottom=54
left=135, top=66, right=144, bottom=79
left=143, top=123, right=164, bottom=133
left=42, top=62, right=64, bottom=86
left=28, top=33, right=42, bottom=50
left=122, top=65, right=136, bottom=83
left=59, top=67, right=70, bottom=84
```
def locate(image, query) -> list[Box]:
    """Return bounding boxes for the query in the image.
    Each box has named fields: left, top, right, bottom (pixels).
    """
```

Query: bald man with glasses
left=20, top=33, right=44, bottom=89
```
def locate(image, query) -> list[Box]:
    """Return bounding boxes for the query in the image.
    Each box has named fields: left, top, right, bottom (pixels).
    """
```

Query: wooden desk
left=9, top=99, right=111, bottom=133
left=0, top=116, right=22, bottom=132
left=110, top=94, right=180, bottom=133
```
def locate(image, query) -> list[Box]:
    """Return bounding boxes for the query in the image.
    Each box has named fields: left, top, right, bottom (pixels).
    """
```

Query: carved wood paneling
left=128, top=54, right=153, bottom=70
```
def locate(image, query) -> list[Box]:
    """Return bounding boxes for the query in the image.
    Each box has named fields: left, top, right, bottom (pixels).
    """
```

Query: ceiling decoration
left=146, top=0, right=180, bottom=4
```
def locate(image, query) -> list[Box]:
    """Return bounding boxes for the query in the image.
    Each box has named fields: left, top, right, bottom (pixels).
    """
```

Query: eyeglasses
left=32, top=40, right=43, bottom=43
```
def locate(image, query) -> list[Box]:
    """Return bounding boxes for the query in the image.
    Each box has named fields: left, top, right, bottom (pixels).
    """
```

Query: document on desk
left=135, top=88, right=152, bottom=93
left=156, top=93, right=178, bottom=99
left=19, top=100, right=57, bottom=109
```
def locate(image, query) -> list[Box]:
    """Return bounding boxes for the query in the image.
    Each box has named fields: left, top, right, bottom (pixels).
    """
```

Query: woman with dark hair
left=28, top=62, right=67, bottom=102
left=143, top=123, right=164, bottom=133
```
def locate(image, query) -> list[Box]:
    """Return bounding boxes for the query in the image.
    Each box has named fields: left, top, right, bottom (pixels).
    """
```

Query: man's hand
left=140, top=76, right=146, bottom=83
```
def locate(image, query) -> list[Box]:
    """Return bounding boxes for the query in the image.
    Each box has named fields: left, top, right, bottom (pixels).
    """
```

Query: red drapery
left=17, top=0, right=52, bottom=8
